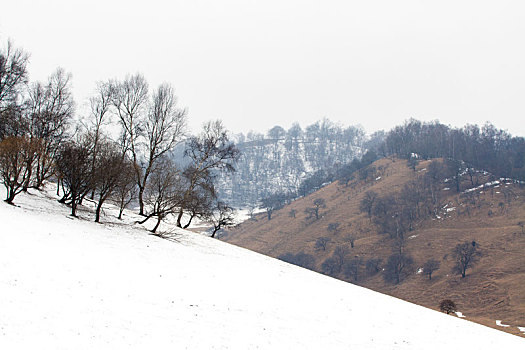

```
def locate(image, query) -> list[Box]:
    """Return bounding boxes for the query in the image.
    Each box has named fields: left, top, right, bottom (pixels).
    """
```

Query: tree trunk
left=138, top=186, right=145, bottom=216
left=151, top=216, right=162, bottom=233
left=5, top=188, right=15, bottom=204
left=183, top=214, right=195, bottom=229
left=176, top=208, right=184, bottom=227
left=71, top=200, right=77, bottom=217
left=95, top=201, right=103, bottom=223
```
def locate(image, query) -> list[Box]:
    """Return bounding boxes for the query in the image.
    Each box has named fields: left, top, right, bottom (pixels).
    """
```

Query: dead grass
left=225, top=158, right=525, bottom=337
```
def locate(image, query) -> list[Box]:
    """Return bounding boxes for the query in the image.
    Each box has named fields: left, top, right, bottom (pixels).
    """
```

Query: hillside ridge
left=225, top=157, right=525, bottom=337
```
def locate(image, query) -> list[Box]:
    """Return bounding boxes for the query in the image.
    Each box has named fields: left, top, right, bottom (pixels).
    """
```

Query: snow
left=518, top=327, right=525, bottom=335
left=1, top=186, right=524, bottom=349
left=456, top=312, right=466, bottom=318
left=496, top=320, right=510, bottom=327
left=463, top=180, right=501, bottom=194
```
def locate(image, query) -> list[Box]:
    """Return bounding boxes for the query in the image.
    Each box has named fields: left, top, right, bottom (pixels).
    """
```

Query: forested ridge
left=216, top=121, right=366, bottom=207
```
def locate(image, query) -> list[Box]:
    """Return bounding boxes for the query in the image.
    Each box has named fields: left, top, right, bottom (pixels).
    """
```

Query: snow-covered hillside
left=0, top=187, right=523, bottom=349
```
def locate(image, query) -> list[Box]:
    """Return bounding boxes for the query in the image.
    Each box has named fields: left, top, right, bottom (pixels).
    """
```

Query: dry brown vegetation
left=224, top=157, right=525, bottom=337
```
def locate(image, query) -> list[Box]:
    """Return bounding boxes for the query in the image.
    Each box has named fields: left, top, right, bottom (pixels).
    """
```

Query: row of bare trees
left=0, top=39, right=239, bottom=236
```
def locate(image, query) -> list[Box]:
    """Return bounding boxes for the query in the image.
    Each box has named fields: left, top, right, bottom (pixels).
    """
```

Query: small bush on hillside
left=314, top=237, right=330, bottom=251
left=321, top=257, right=341, bottom=276
left=365, top=258, right=382, bottom=276
left=278, top=252, right=316, bottom=270
left=439, top=299, right=457, bottom=314
left=422, top=259, right=440, bottom=280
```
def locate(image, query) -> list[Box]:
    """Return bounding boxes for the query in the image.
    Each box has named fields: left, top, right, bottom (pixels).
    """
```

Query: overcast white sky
left=1, top=0, right=524, bottom=136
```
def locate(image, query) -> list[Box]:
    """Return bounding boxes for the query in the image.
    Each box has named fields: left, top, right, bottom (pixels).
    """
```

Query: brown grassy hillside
left=224, top=158, right=525, bottom=337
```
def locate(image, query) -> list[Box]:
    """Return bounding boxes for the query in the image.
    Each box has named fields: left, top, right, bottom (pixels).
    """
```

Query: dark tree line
left=379, top=119, right=525, bottom=182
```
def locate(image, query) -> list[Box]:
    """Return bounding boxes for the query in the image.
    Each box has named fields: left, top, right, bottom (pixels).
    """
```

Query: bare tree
left=85, top=81, right=113, bottom=199
left=345, top=234, right=357, bottom=248
left=179, top=186, right=214, bottom=229
left=422, top=259, right=440, bottom=280
left=313, top=198, right=326, bottom=219
left=207, top=201, right=236, bottom=238
left=175, top=120, right=239, bottom=228
left=113, top=77, right=187, bottom=217
left=452, top=241, right=480, bottom=278
left=92, top=141, right=130, bottom=223
left=518, top=221, right=525, bottom=234
left=359, top=190, right=377, bottom=220
left=24, top=68, right=75, bottom=189
left=0, top=136, right=33, bottom=204
left=0, top=103, right=26, bottom=140
left=343, top=257, right=363, bottom=282
left=321, top=257, right=340, bottom=276
left=384, top=253, right=414, bottom=284
left=315, top=237, right=330, bottom=251
left=111, top=73, right=149, bottom=214
left=55, top=139, right=93, bottom=217
left=261, top=193, right=286, bottom=221
left=327, top=222, right=340, bottom=234
left=0, top=40, right=29, bottom=112
left=137, top=158, right=182, bottom=234
left=365, top=258, right=382, bottom=276
left=111, top=160, right=137, bottom=220
left=333, top=245, right=350, bottom=270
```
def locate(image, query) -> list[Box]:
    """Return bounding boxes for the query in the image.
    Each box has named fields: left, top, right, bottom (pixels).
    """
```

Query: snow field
left=0, top=187, right=523, bottom=349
